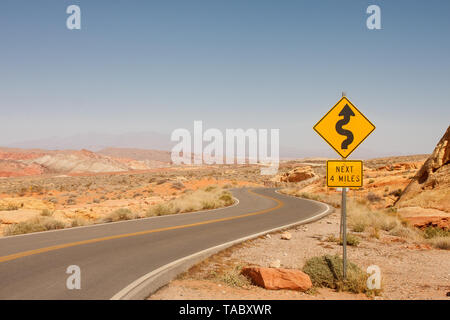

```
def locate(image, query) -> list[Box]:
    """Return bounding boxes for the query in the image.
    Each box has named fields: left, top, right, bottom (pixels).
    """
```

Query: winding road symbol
left=335, top=104, right=355, bottom=149
left=313, top=96, right=375, bottom=159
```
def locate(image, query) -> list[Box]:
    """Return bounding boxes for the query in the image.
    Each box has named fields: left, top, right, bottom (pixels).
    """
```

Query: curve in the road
left=0, top=188, right=331, bottom=299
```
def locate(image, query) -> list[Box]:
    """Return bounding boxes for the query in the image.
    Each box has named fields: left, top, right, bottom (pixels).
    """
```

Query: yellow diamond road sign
left=314, top=96, right=375, bottom=159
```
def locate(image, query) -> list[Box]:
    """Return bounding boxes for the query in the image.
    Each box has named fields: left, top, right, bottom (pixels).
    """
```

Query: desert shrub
left=422, top=226, right=450, bottom=239
left=219, top=192, right=234, bottom=205
left=302, top=255, right=368, bottom=294
left=71, top=217, right=89, bottom=227
left=30, top=185, right=44, bottom=193
left=45, top=197, right=58, bottom=204
left=205, top=185, right=217, bottom=192
left=217, top=265, right=251, bottom=287
left=65, top=198, right=76, bottom=205
left=347, top=201, right=407, bottom=238
left=366, top=192, right=382, bottom=202
left=339, top=233, right=360, bottom=246
left=0, top=203, right=20, bottom=211
left=389, top=225, right=419, bottom=239
left=352, top=222, right=366, bottom=233
left=427, top=237, right=450, bottom=250
left=146, top=187, right=234, bottom=217
left=379, top=218, right=400, bottom=232
left=325, top=234, right=339, bottom=243
left=100, top=208, right=136, bottom=223
left=201, top=201, right=216, bottom=210
left=40, top=209, right=54, bottom=217
left=151, top=203, right=179, bottom=216
left=171, top=182, right=185, bottom=190
left=368, top=227, right=380, bottom=239
left=156, top=179, right=167, bottom=185
left=4, top=217, right=66, bottom=236
left=389, top=189, right=403, bottom=198
left=299, top=192, right=321, bottom=201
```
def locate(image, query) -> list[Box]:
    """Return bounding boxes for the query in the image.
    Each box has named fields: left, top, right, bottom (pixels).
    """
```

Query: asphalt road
left=0, top=188, right=329, bottom=299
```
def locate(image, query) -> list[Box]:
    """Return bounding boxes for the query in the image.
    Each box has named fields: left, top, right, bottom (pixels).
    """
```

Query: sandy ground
left=149, top=209, right=450, bottom=300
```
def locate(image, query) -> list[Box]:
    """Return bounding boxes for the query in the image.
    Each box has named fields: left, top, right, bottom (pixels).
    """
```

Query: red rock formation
left=241, top=267, right=312, bottom=291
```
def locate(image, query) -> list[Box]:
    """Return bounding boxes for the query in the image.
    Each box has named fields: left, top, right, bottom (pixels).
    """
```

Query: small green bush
left=204, top=186, right=217, bottom=192
left=302, top=255, right=368, bottom=294
left=339, top=233, right=360, bottom=246
left=352, top=222, right=366, bottom=233
left=217, top=265, right=251, bottom=287
left=422, top=226, right=450, bottom=239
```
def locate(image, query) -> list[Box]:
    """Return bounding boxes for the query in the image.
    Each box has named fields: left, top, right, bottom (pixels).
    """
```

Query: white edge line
left=111, top=191, right=333, bottom=300
left=0, top=196, right=240, bottom=240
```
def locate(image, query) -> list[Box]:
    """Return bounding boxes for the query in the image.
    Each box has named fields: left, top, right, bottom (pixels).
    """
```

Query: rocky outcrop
left=396, top=126, right=450, bottom=212
left=377, top=162, right=420, bottom=171
left=241, top=267, right=312, bottom=291
left=0, top=159, right=46, bottom=177
left=277, top=166, right=316, bottom=183
left=0, top=147, right=158, bottom=177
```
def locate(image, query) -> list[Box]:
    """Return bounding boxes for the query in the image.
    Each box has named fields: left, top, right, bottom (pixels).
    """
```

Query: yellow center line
left=0, top=189, right=283, bottom=264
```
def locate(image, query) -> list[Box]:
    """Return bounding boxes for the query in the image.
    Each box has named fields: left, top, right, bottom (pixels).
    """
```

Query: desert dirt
left=0, top=165, right=264, bottom=235
left=149, top=207, right=450, bottom=300
left=0, top=146, right=449, bottom=299
left=149, top=152, right=450, bottom=300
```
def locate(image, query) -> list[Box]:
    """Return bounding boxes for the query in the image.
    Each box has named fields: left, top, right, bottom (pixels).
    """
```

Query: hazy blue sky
left=1, top=0, right=449, bottom=158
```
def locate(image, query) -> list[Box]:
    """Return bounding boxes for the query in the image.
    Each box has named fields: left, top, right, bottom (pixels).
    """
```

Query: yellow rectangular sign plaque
left=327, top=160, right=363, bottom=188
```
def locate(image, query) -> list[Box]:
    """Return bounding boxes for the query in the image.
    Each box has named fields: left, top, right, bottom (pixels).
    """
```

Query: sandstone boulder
left=278, top=166, right=316, bottom=183
left=269, top=259, right=281, bottom=268
left=281, top=231, right=292, bottom=240
left=241, top=267, right=312, bottom=291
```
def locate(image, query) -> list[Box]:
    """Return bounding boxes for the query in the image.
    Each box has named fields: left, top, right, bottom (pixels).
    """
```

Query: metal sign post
left=341, top=184, right=347, bottom=279
left=313, top=93, right=375, bottom=281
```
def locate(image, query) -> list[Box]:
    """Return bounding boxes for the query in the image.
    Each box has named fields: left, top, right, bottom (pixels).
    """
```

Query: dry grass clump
left=282, top=188, right=426, bottom=243
left=280, top=188, right=341, bottom=207
left=421, top=226, right=450, bottom=250
left=0, top=203, right=20, bottom=211
left=100, top=208, right=137, bottom=223
left=71, top=217, right=90, bottom=227
left=40, top=209, right=54, bottom=217
left=426, top=237, right=450, bottom=250
left=211, top=264, right=251, bottom=287
left=146, top=186, right=234, bottom=217
left=302, top=254, right=369, bottom=294
left=4, top=216, right=66, bottom=236
left=346, top=200, right=423, bottom=241
left=348, top=201, right=400, bottom=231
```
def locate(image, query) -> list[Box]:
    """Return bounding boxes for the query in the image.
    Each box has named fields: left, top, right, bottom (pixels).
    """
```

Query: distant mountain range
left=8, top=132, right=174, bottom=152
left=6, top=131, right=393, bottom=162
left=0, top=147, right=172, bottom=177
